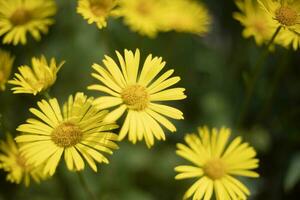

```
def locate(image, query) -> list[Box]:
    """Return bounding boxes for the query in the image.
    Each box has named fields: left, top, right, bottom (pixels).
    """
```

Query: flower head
left=161, top=0, right=211, bottom=35
left=115, top=0, right=211, bottom=37
left=233, top=0, right=275, bottom=45
left=0, top=134, right=45, bottom=186
left=8, top=55, right=64, bottom=95
left=77, top=0, right=118, bottom=29
left=258, top=0, right=300, bottom=50
left=0, top=0, right=57, bottom=45
left=0, top=49, right=14, bottom=91
left=276, top=29, right=300, bottom=50
left=115, top=0, right=163, bottom=37
left=16, top=93, right=119, bottom=176
left=88, top=49, right=186, bottom=148
left=175, top=126, right=259, bottom=200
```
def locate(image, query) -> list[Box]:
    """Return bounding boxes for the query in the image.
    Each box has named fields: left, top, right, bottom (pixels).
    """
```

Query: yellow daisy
left=233, top=0, right=275, bottom=45
left=0, top=0, right=57, bottom=45
left=115, top=0, right=163, bottom=37
left=175, top=126, right=259, bottom=200
left=77, top=0, right=118, bottom=29
left=15, top=93, right=119, bottom=176
left=88, top=49, right=186, bottom=148
left=258, top=0, right=300, bottom=50
left=0, top=49, right=14, bottom=91
left=161, top=0, right=211, bottom=35
left=0, top=134, right=44, bottom=186
left=8, top=55, right=64, bottom=95
left=276, top=30, right=300, bottom=50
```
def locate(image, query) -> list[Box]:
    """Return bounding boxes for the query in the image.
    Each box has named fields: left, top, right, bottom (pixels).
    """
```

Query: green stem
left=77, top=172, right=97, bottom=200
left=56, top=168, right=74, bottom=200
left=0, top=113, right=7, bottom=133
left=258, top=51, right=290, bottom=120
left=237, top=26, right=282, bottom=127
left=42, top=91, right=52, bottom=100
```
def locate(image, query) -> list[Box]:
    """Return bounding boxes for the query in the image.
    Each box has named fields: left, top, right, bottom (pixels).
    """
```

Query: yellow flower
left=0, top=0, right=57, bottom=45
left=276, top=30, right=300, bottom=50
left=0, top=134, right=45, bottom=186
left=16, top=93, right=119, bottom=176
left=77, top=0, right=118, bottom=29
left=161, top=0, right=211, bottom=35
left=88, top=49, right=186, bottom=148
left=115, top=0, right=163, bottom=37
left=115, top=0, right=212, bottom=37
left=0, top=49, right=14, bottom=91
left=175, top=126, right=259, bottom=200
left=258, top=0, right=300, bottom=50
left=233, top=0, right=275, bottom=45
left=8, top=55, right=64, bottom=95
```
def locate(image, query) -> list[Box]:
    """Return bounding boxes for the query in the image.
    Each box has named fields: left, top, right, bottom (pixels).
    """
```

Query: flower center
left=275, top=6, right=298, bottom=26
left=203, top=159, right=226, bottom=180
left=121, top=84, right=149, bottom=111
left=51, top=122, right=83, bottom=148
left=90, top=0, right=114, bottom=16
left=253, top=20, right=268, bottom=36
left=10, top=8, right=31, bottom=25
left=16, top=153, right=27, bottom=169
left=136, top=1, right=151, bottom=16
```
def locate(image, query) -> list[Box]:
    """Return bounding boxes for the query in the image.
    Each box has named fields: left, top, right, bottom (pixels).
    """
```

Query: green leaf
left=284, top=153, right=300, bottom=192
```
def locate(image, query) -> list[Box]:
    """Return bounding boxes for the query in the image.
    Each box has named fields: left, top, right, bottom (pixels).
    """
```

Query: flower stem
left=42, top=91, right=52, bottom=100
left=77, top=171, right=97, bottom=200
left=237, top=26, right=282, bottom=127
left=0, top=113, right=7, bottom=133
left=57, top=168, right=74, bottom=200
left=258, top=50, right=290, bottom=120
left=44, top=92, right=51, bottom=100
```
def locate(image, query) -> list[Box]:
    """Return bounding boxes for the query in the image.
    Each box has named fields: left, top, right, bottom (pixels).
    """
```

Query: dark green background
left=0, top=0, right=299, bottom=199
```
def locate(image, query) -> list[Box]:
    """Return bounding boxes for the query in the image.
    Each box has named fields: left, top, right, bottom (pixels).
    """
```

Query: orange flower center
left=90, top=0, right=114, bottom=17
left=252, top=20, right=268, bottom=36
left=136, top=1, right=152, bottom=16
left=203, top=159, right=226, bottom=180
left=16, top=153, right=27, bottom=169
left=275, top=6, right=298, bottom=26
left=10, top=8, right=31, bottom=25
left=51, top=122, right=83, bottom=147
left=121, top=84, right=149, bottom=111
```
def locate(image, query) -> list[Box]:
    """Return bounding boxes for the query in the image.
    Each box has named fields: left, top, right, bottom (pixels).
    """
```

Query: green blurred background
left=0, top=0, right=300, bottom=199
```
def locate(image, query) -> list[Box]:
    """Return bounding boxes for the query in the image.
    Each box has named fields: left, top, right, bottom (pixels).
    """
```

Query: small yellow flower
left=258, top=0, right=300, bottom=50
left=233, top=0, right=275, bottom=45
left=16, top=93, right=119, bottom=176
left=115, top=0, right=163, bottom=37
left=175, top=126, right=259, bottom=200
left=115, top=0, right=212, bottom=37
left=0, top=0, right=57, bottom=45
left=276, top=30, right=300, bottom=50
left=77, top=0, right=118, bottom=29
left=88, top=49, right=186, bottom=148
left=0, top=49, right=14, bottom=91
left=0, top=134, right=45, bottom=186
left=161, top=0, right=211, bottom=35
left=8, top=55, right=64, bottom=95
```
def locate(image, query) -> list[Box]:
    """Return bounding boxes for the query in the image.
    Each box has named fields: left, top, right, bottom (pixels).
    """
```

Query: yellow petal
left=104, top=105, right=127, bottom=122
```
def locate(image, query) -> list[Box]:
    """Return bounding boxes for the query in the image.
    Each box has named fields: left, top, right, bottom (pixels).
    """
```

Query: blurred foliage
left=0, top=0, right=299, bottom=199
left=284, top=153, right=300, bottom=192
